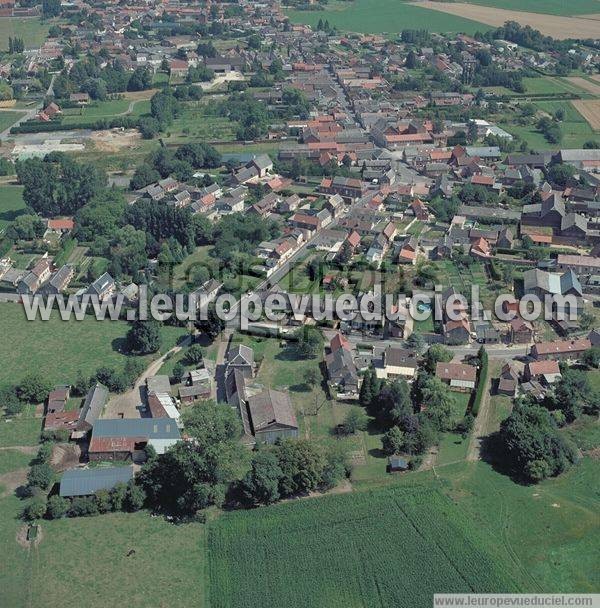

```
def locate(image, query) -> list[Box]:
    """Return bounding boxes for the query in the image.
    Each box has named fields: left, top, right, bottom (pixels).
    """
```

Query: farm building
left=59, top=466, right=134, bottom=497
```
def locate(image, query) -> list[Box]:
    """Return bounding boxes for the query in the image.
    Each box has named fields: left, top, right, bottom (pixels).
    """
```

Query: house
left=444, top=318, right=471, bottom=345
left=59, top=466, right=134, bottom=498
left=377, top=347, right=418, bottom=380
left=44, top=264, right=74, bottom=294
left=87, top=272, right=115, bottom=301
left=179, top=368, right=211, bottom=404
left=510, top=317, right=534, bottom=344
left=524, top=360, right=562, bottom=385
left=248, top=154, right=273, bottom=177
left=227, top=344, right=254, bottom=377
left=72, top=382, right=109, bottom=438
left=435, top=362, right=477, bottom=391
left=497, top=362, right=518, bottom=397
left=88, top=418, right=181, bottom=461
left=530, top=338, right=591, bottom=361
left=470, top=237, right=491, bottom=259
left=326, top=346, right=359, bottom=398
left=246, top=389, right=299, bottom=444
left=17, top=258, right=52, bottom=295
left=69, top=92, right=90, bottom=105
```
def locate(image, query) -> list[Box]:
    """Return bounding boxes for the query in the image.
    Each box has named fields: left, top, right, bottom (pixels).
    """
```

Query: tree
left=22, top=496, right=47, bottom=521
left=130, top=164, right=160, bottom=191
left=1, top=385, right=24, bottom=416
left=335, top=241, right=352, bottom=265
left=578, top=310, right=594, bottom=331
left=16, top=154, right=106, bottom=217
left=339, top=406, right=369, bottom=436
left=172, top=363, right=185, bottom=383
left=303, top=368, right=319, bottom=389
left=420, top=376, right=454, bottom=431
left=42, top=0, right=61, bottom=17
left=551, top=369, right=593, bottom=421
left=196, top=303, right=225, bottom=339
left=69, top=496, right=99, bottom=517
left=18, top=373, right=51, bottom=404
left=371, top=380, right=412, bottom=426
left=126, top=320, right=162, bottom=354
left=124, top=481, right=146, bottom=512
left=382, top=426, right=404, bottom=455
left=294, top=326, right=323, bottom=358
left=359, top=367, right=377, bottom=409
left=423, top=345, right=453, bottom=374
left=581, top=347, right=600, bottom=369
left=186, top=344, right=204, bottom=366
left=547, top=163, right=575, bottom=188
left=499, top=401, right=577, bottom=483
left=273, top=439, right=326, bottom=497
left=46, top=495, right=69, bottom=519
left=241, top=450, right=283, bottom=505
left=181, top=401, right=242, bottom=450
left=405, top=332, right=425, bottom=354
left=27, top=463, right=54, bottom=490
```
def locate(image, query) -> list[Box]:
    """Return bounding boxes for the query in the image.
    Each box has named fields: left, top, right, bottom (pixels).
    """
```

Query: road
left=0, top=74, right=55, bottom=140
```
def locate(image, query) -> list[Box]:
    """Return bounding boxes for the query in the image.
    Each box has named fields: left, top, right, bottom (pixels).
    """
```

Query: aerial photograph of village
left=0, top=0, right=598, bottom=606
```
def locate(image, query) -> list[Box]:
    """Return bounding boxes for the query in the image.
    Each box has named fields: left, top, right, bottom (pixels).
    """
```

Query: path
left=466, top=368, right=493, bottom=462
left=214, top=329, right=232, bottom=402
left=103, top=335, right=192, bottom=419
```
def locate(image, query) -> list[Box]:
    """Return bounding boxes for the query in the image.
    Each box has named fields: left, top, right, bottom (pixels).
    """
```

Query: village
left=0, top=0, right=598, bottom=606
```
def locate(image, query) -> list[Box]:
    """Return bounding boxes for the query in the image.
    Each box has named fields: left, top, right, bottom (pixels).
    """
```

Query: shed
left=59, top=466, right=134, bottom=497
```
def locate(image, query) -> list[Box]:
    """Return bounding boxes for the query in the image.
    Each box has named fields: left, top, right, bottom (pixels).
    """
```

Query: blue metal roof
left=92, top=418, right=181, bottom=440
left=60, top=466, right=134, bottom=497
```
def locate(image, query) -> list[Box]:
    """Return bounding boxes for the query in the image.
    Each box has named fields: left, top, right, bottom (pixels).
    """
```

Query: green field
left=60, top=99, right=151, bottom=127
left=500, top=100, right=597, bottom=150
left=0, top=17, right=50, bottom=49
left=0, top=497, right=208, bottom=608
left=286, top=0, right=492, bottom=34
left=0, top=185, right=27, bottom=232
left=0, top=302, right=186, bottom=390
left=462, top=0, right=600, bottom=15
left=208, top=485, right=521, bottom=608
left=0, top=110, right=25, bottom=133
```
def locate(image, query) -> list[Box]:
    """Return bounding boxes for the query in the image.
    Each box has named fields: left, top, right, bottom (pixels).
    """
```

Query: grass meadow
left=0, top=17, right=50, bottom=49
left=0, top=302, right=186, bottom=390
left=0, top=185, right=27, bottom=233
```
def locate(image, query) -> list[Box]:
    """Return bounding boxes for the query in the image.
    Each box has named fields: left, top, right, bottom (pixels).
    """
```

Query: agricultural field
left=208, top=486, right=522, bottom=608
left=286, top=0, right=492, bottom=35
left=411, top=2, right=600, bottom=39
left=572, top=99, right=600, bottom=131
left=0, top=185, right=27, bottom=233
left=168, top=104, right=238, bottom=144
left=0, top=302, right=186, bottom=390
left=0, top=17, right=50, bottom=48
left=460, top=0, right=600, bottom=15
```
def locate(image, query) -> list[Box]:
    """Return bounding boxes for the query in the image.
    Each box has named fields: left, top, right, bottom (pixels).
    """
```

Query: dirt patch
left=121, top=88, right=159, bottom=101
left=50, top=442, right=82, bottom=471
left=572, top=100, right=600, bottom=130
left=16, top=523, right=43, bottom=549
left=90, top=129, right=141, bottom=153
left=565, top=77, right=600, bottom=96
left=410, top=2, right=600, bottom=39
left=0, top=467, right=29, bottom=498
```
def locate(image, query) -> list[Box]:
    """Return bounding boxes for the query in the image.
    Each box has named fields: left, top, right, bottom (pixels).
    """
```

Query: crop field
left=208, top=486, right=521, bottom=608
left=572, top=99, right=600, bottom=130
left=286, top=0, right=492, bottom=35
left=411, top=2, right=600, bottom=38
left=460, top=0, right=600, bottom=15
left=565, top=77, right=600, bottom=96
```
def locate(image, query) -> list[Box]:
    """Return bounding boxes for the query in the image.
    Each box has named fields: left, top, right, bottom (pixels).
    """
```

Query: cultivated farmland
left=410, top=2, right=600, bottom=38
left=565, top=77, right=600, bottom=96
left=572, top=99, right=600, bottom=130
left=208, top=486, right=521, bottom=608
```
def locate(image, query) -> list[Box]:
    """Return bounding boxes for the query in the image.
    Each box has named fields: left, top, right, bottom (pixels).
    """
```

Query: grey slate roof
left=77, top=383, right=109, bottom=431
left=92, top=417, right=181, bottom=440
left=60, top=466, right=134, bottom=497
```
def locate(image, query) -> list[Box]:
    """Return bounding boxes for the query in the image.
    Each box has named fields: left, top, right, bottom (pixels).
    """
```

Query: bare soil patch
left=90, top=128, right=141, bottom=153
left=50, top=442, right=83, bottom=471
left=572, top=100, right=600, bottom=130
left=565, top=77, right=600, bottom=96
left=410, top=2, right=600, bottom=38
left=121, top=88, right=159, bottom=101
